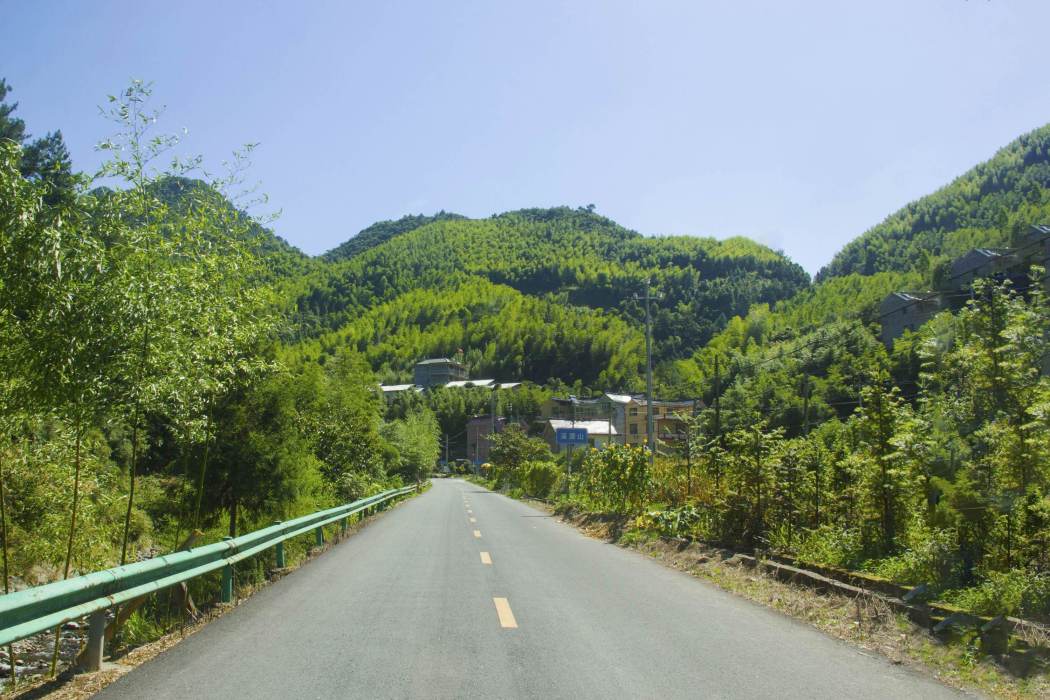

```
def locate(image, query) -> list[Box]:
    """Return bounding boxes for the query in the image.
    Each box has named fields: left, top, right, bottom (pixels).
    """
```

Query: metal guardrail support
left=0, top=484, right=422, bottom=653
left=76, top=609, right=107, bottom=672
left=273, top=521, right=286, bottom=568
left=314, top=526, right=325, bottom=547
left=340, top=516, right=348, bottom=535
left=221, top=537, right=234, bottom=604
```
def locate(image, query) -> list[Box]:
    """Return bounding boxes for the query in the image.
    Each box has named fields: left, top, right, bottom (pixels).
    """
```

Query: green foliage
left=521, top=461, right=560, bottom=499
left=287, top=278, right=646, bottom=388
left=489, top=426, right=550, bottom=488
left=578, top=445, right=650, bottom=514
left=383, top=408, right=440, bottom=483
left=322, top=211, right=466, bottom=262
left=820, top=122, right=1050, bottom=279
left=941, top=570, right=1050, bottom=620
left=290, top=206, right=808, bottom=379
left=203, top=369, right=326, bottom=536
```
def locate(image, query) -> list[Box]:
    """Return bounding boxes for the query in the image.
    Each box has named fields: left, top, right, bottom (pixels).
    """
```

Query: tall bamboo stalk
left=1, top=439, right=16, bottom=685
left=50, top=417, right=83, bottom=677
left=192, top=414, right=214, bottom=531
left=119, top=403, right=141, bottom=566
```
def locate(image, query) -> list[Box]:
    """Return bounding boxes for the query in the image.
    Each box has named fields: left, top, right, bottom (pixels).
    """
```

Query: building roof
left=547, top=419, right=618, bottom=436
left=496, top=382, right=521, bottom=390
left=629, top=397, right=695, bottom=408
left=604, top=393, right=633, bottom=404
left=881, top=291, right=941, bottom=311
left=467, top=414, right=507, bottom=424
left=415, top=357, right=463, bottom=366
left=444, top=379, right=495, bottom=388
left=380, top=384, right=421, bottom=393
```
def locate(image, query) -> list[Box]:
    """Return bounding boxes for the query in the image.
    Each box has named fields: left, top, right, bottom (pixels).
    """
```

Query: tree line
left=0, top=81, right=442, bottom=678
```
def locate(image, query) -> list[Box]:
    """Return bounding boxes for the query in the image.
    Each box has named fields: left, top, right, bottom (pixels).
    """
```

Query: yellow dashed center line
left=473, top=530, right=482, bottom=538
left=493, top=597, right=518, bottom=628
left=480, top=551, right=492, bottom=565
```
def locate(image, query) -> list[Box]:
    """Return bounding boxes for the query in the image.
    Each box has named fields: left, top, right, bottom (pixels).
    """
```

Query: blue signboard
left=555, top=427, right=589, bottom=446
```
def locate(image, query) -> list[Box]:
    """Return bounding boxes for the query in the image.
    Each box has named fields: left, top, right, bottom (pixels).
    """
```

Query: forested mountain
left=646, top=123, right=1050, bottom=623
left=321, top=211, right=465, bottom=262
left=290, top=207, right=809, bottom=370
left=819, top=123, right=1050, bottom=280
left=282, top=277, right=645, bottom=388
left=5, top=76, right=1049, bottom=651
left=150, top=176, right=314, bottom=279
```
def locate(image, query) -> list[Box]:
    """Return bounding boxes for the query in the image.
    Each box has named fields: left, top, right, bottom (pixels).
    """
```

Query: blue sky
left=4, top=0, right=1050, bottom=274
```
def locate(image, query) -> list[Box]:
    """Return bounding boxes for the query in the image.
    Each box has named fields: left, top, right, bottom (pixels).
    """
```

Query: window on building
left=630, top=424, right=638, bottom=435
left=629, top=408, right=638, bottom=416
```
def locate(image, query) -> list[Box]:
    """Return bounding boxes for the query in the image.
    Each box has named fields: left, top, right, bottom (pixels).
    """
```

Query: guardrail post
left=221, top=536, right=234, bottom=604
left=341, top=516, right=348, bottom=535
left=273, top=521, right=286, bottom=568
left=77, top=608, right=108, bottom=672
left=315, top=526, right=325, bottom=547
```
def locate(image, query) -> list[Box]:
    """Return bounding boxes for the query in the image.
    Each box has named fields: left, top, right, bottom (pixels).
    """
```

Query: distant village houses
left=466, top=415, right=508, bottom=463
left=542, top=419, right=617, bottom=453
left=412, top=357, right=467, bottom=388
left=380, top=358, right=520, bottom=399
left=539, top=393, right=696, bottom=452
left=878, top=292, right=943, bottom=347
left=878, top=224, right=1050, bottom=346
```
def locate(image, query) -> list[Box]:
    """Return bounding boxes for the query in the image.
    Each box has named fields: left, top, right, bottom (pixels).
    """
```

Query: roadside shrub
left=866, top=526, right=961, bottom=587
left=579, top=445, right=650, bottom=514
left=490, top=426, right=549, bottom=488
left=522, top=461, right=559, bottom=499
left=635, top=506, right=703, bottom=539
left=943, top=570, right=1050, bottom=620
left=795, top=525, right=865, bottom=569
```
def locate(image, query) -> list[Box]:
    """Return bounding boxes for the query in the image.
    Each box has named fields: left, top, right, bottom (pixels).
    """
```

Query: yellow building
left=624, top=398, right=695, bottom=446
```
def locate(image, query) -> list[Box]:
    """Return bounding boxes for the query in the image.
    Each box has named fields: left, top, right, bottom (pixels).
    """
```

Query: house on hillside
left=947, top=248, right=1014, bottom=290
left=1015, top=224, right=1050, bottom=275
left=624, top=398, right=695, bottom=447
left=540, top=393, right=633, bottom=440
left=412, top=358, right=468, bottom=388
left=542, top=419, right=617, bottom=453
left=878, top=292, right=943, bottom=346
left=541, top=394, right=695, bottom=448
left=466, top=414, right=507, bottom=464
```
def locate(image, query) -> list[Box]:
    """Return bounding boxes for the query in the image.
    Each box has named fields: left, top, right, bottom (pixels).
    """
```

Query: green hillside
left=283, top=277, right=645, bottom=389
left=819, top=123, right=1050, bottom=281
left=321, top=211, right=466, bottom=262
left=291, top=207, right=809, bottom=369
left=6, top=79, right=1049, bottom=645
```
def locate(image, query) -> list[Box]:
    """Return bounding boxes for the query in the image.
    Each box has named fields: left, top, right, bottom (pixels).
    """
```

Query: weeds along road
left=96, top=479, right=966, bottom=699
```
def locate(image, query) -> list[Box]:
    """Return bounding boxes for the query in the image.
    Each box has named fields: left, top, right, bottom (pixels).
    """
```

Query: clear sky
left=4, top=0, right=1050, bottom=274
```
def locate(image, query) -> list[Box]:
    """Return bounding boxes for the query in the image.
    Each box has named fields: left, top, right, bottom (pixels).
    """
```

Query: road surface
left=97, top=479, right=967, bottom=699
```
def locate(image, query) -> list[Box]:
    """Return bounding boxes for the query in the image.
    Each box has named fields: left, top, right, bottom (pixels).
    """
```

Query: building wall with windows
left=412, top=358, right=468, bottom=388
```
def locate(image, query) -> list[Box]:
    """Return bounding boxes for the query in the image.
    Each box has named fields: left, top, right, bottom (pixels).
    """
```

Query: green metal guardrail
left=0, top=483, right=421, bottom=669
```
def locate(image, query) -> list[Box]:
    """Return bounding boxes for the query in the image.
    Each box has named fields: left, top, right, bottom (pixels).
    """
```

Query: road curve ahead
left=97, top=479, right=966, bottom=699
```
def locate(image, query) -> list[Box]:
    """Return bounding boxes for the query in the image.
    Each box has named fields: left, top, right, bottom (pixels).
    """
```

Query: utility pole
left=489, top=388, right=496, bottom=463
left=802, top=374, right=811, bottom=437
left=635, top=279, right=659, bottom=469
left=686, top=398, right=698, bottom=497
left=713, top=355, right=722, bottom=446
left=713, top=355, right=723, bottom=492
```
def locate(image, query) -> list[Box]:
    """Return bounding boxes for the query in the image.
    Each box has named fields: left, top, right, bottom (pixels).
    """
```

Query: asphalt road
left=97, top=479, right=967, bottom=699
